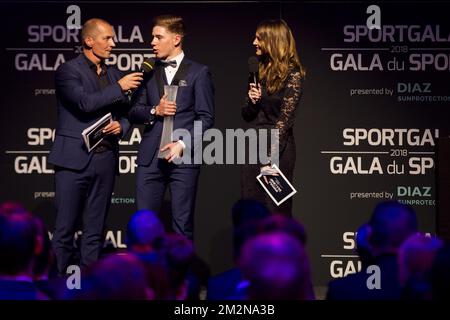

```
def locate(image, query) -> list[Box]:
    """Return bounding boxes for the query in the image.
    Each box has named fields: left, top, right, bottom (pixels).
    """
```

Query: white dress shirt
left=163, top=51, right=184, bottom=85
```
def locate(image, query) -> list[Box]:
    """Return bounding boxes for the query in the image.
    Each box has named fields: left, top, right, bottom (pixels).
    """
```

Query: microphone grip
left=249, top=72, right=259, bottom=87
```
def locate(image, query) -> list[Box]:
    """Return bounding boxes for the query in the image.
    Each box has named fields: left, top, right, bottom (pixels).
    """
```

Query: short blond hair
left=153, top=14, right=186, bottom=37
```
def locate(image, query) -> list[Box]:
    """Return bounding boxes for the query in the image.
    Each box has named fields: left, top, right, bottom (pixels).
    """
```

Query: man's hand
left=118, top=72, right=143, bottom=92
left=155, top=94, right=177, bottom=116
left=160, top=141, right=184, bottom=163
left=103, top=121, right=122, bottom=136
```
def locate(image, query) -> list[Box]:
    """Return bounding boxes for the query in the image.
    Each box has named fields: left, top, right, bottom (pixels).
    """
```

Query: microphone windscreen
left=140, top=58, right=156, bottom=73
left=248, top=56, right=259, bottom=73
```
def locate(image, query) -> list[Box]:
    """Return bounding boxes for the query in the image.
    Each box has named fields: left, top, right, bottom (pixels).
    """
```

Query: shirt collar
left=164, top=51, right=184, bottom=69
left=83, top=54, right=107, bottom=75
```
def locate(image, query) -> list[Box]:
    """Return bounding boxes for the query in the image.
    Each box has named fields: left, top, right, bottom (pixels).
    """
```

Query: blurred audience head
left=0, top=201, right=28, bottom=216
left=368, top=201, right=418, bottom=256
left=398, top=233, right=443, bottom=300
left=68, top=253, right=153, bottom=300
left=259, top=214, right=307, bottom=245
left=165, top=234, right=194, bottom=300
left=398, top=233, right=443, bottom=286
left=126, top=210, right=165, bottom=252
left=239, top=232, right=312, bottom=300
left=0, top=205, right=42, bottom=277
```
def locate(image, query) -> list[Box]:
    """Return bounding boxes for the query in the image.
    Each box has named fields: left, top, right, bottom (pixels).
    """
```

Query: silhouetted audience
left=126, top=209, right=171, bottom=299
left=126, top=209, right=205, bottom=300
left=239, top=232, right=312, bottom=300
left=398, top=233, right=442, bottom=299
left=65, top=253, right=153, bottom=300
left=431, top=243, right=450, bottom=300
left=0, top=204, right=48, bottom=299
left=355, top=223, right=374, bottom=268
left=258, top=215, right=314, bottom=299
left=32, top=216, right=58, bottom=299
left=207, top=200, right=270, bottom=300
left=2, top=199, right=450, bottom=301
left=327, top=201, right=418, bottom=300
left=126, top=209, right=166, bottom=253
left=165, top=234, right=195, bottom=300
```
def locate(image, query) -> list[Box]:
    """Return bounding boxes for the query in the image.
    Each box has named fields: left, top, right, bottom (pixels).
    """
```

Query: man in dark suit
left=129, top=15, right=214, bottom=240
left=49, top=18, right=143, bottom=275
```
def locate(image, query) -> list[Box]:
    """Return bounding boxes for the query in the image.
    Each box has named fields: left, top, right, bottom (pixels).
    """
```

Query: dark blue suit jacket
left=49, top=54, right=131, bottom=171
left=129, top=57, right=214, bottom=167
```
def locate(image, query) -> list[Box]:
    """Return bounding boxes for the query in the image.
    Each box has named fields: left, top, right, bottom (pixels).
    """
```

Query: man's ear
left=84, top=36, right=94, bottom=48
left=173, top=34, right=182, bottom=47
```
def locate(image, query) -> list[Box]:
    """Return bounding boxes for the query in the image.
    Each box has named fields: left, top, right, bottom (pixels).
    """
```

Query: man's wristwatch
left=151, top=106, right=157, bottom=115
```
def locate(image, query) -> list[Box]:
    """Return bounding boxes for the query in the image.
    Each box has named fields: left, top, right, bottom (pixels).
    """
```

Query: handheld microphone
left=248, top=56, right=259, bottom=88
left=140, top=57, right=156, bottom=74
left=126, top=57, right=156, bottom=97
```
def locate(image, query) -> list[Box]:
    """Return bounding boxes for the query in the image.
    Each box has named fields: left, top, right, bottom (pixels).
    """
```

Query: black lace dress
left=241, top=67, right=303, bottom=216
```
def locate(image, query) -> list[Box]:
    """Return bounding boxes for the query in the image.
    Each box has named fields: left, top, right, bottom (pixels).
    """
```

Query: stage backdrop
left=1, top=1, right=449, bottom=287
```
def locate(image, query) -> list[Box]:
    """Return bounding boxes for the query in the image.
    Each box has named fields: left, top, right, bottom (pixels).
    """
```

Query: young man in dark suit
left=130, top=15, right=215, bottom=240
left=49, top=18, right=143, bottom=275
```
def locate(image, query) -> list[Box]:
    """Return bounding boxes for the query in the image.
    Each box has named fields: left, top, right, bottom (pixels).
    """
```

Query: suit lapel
left=170, top=58, right=191, bottom=103
left=76, top=55, right=101, bottom=91
left=171, top=58, right=190, bottom=86
left=106, top=66, right=118, bottom=83
left=155, top=65, right=167, bottom=98
left=154, top=57, right=191, bottom=100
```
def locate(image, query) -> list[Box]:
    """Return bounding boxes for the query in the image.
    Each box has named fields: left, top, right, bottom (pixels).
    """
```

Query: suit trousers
left=52, top=149, right=116, bottom=275
left=136, top=159, right=200, bottom=240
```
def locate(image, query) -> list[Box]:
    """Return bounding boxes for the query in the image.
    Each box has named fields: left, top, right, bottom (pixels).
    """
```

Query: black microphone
left=140, top=57, right=156, bottom=74
left=126, top=57, right=156, bottom=97
left=248, top=56, right=259, bottom=88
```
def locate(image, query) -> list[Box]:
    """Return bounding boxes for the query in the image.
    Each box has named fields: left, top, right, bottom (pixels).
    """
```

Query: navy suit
left=49, top=54, right=130, bottom=274
left=129, top=57, right=214, bottom=239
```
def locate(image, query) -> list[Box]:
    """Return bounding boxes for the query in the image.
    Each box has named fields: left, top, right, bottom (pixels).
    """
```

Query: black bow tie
left=158, top=60, right=177, bottom=68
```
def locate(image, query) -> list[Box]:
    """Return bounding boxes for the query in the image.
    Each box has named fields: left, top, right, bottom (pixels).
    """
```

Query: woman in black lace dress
left=241, top=19, right=305, bottom=216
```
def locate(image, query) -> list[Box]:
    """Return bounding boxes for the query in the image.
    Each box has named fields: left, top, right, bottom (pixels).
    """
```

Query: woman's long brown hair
left=256, top=19, right=305, bottom=94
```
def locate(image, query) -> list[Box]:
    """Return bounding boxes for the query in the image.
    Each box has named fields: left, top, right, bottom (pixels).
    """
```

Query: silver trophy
left=158, top=85, right=178, bottom=159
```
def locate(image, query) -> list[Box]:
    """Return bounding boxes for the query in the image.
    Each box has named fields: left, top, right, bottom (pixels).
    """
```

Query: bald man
left=49, top=18, right=143, bottom=275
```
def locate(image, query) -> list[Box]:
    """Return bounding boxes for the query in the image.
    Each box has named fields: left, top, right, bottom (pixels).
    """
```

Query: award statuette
left=158, top=85, right=178, bottom=159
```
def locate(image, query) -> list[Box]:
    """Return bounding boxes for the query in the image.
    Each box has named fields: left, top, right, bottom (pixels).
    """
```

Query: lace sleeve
left=270, top=70, right=303, bottom=159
